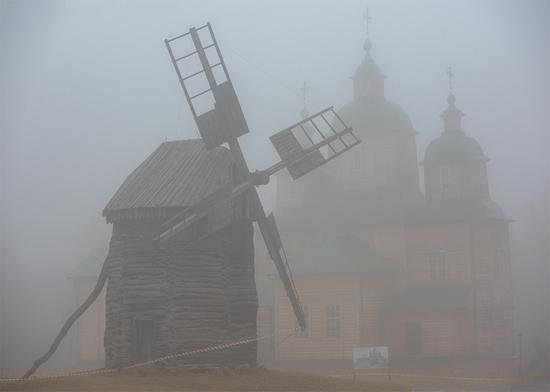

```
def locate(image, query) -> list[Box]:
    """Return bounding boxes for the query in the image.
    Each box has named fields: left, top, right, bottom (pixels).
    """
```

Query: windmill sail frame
left=156, top=108, right=361, bottom=244
left=270, top=106, right=361, bottom=179
left=165, top=23, right=250, bottom=149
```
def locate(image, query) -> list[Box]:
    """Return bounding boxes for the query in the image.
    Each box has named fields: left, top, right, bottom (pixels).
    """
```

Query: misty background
left=0, top=0, right=548, bottom=373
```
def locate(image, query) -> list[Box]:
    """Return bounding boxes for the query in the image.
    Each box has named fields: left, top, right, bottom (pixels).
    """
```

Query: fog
left=0, top=0, right=548, bottom=388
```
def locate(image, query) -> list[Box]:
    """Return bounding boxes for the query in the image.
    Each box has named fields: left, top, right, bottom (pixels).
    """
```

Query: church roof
left=103, top=140, right=233, bottom=221
left=409, top=199, right=509, bottom=223
left=276, top=189, right=509, bottom=231
left=277, top=189, right=422, bottom=231
left=423, top=131, right=487, bottom=163
left=338, top=98, right=415, bottom=134
left=338, top=37, right=414, bottom=134
left=424, top=93, right=487, bottom=163
left=383, top=284, right=472, bottom=313
left=288, top=235, right=399, bottom=275
left=352, top=39, right=383, bottom=80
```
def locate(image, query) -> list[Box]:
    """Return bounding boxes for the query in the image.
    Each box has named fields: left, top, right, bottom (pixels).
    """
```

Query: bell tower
left=423, top=68, right=490, bottom=201
left=352, top=9, right=386, bottom=101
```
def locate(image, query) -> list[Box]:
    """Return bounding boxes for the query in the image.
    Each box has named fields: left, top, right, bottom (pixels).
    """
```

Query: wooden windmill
left=162, top=22, right=361, bottom=331
left=22, top=22, right=360, bottom=378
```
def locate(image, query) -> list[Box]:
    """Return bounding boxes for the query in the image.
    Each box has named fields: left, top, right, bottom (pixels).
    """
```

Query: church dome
left=341, top=37, right=414, bottom=134
left=352, top=38, right=383, bottom=79
left=424, top=131, right=486, bottom=163
left=338, top=98, right=415, bottom=133
left=424, top=93, right=487, bottom=163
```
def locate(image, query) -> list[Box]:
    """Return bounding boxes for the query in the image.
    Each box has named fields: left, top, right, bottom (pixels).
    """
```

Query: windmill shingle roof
left=103, top=140, right=233, bottom=221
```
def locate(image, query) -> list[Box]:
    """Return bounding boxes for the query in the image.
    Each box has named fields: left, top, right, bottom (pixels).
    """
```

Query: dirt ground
left=0, top=369, right=410, bottom=392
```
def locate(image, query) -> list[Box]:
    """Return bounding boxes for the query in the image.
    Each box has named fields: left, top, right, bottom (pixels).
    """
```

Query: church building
left=255, top=31, right=515, bottom=373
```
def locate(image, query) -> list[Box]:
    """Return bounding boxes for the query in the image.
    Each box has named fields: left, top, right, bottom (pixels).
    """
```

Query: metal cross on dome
left=163, top=22, right=361, bottom=331
left=363, top=8, right=372, bottom=37
left=447, top=66, right=455, bottom=93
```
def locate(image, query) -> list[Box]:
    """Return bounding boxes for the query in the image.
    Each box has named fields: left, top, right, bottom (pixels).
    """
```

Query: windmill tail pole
left=22, top=256, right=111, bottom=379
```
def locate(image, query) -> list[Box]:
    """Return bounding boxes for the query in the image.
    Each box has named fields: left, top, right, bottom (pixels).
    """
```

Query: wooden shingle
left=103, top=140, right=233, bottom=222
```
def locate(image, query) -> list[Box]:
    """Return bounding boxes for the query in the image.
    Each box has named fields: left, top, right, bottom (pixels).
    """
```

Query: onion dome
left=340, top=37, right=414, bottom=134
left=353, top=38, right=384, bottom=80
left=424, top=93, right=487, bottom=163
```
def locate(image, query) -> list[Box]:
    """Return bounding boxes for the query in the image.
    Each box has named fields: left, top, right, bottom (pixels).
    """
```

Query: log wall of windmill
left=104, top=218, right=258, bottom=370
left=225, top=221, right=258, bottom=366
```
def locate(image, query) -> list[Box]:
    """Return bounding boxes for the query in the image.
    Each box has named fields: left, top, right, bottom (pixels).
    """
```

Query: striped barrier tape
left=0, top=335, right=269, bottom=383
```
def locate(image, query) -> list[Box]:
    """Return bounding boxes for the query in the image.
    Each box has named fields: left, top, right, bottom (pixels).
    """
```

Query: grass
left=0, top=368, right=410, bottom=391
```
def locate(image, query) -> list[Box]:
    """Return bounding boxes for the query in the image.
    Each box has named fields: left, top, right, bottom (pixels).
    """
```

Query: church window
left=294, top=305, right=309, bottom=338
left=326, top=304, right=341, bottom=337
left=428, top=251, right=447, bottom=281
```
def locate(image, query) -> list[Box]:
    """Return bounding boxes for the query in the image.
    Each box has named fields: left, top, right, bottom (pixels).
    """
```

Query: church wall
left=384, top=220, right=515, bottom=357
left=274, top=275, right=360, bottom=361
left=280, top=230, right=340, bottom=263
left=275, top=168, right=330, bottom=212
left=357, top=225, right=408, bottom=273
left=383, top=311, right=475, bottom=358
left=470, top=222, right=512, bottom=285
left=405, top=222, right=472, bottom=284
left=323, top=131, right=419, bottom=192
left=470, top=222, right=514, bottom=355
left=359, top=278, right=397, bottom=346
left=425, top=160, right=490, bottom=201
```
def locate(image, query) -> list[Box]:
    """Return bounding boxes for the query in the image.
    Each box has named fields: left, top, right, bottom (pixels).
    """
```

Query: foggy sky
left=1, top=0, right=548, bottom=372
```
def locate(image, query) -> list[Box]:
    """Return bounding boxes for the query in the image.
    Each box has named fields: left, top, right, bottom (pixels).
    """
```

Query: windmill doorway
left=133, top=319, right=156, bottom=363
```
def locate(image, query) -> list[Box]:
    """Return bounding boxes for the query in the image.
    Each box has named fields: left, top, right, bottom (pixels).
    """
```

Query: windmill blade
left=158, top=109, right=360, bottom=242
left=157, top=171, right=268, bottom=243
left=165, top=23, right=250, bottom=149
left=270, top=106, right=361, bottom=180
left=255, top=204, right=307, bottom=331
left=156, top=179, right=306, bottom=330
left=158, top=183, right=233, bottom=244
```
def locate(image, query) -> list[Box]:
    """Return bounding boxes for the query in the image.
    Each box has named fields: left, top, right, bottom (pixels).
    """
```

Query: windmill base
left=104, top=219, right=258, bottom=370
